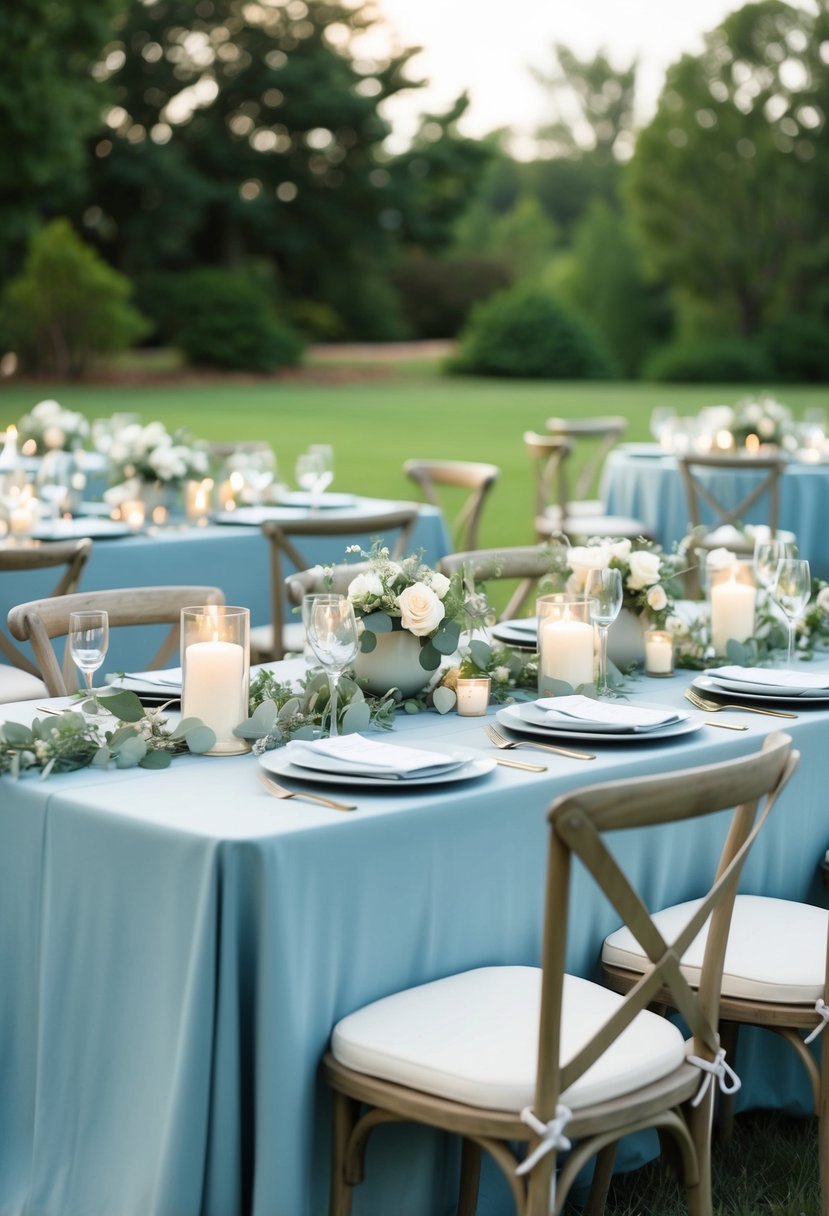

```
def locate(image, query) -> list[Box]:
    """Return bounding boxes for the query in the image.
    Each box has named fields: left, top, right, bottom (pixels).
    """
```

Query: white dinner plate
left=30, top=518, right=132, bottom=541
left=516, top=699, right=690, bottom=735
left=490, top=618, right=539, bottom=649
left=693, top=674, right=829, bottom=704
left=259, top=748, right=496, bottom=788
left=277, top=491, right=357, bottom=509
left=496, top=703, right=703, bottom=744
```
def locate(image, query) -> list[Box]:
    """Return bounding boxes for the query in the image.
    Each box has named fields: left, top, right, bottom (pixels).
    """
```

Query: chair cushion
left=331, top=965, right=685, bottom=1113
left=603, top=894, right=828, bottom=1004
left=540, top=510, right=650, bottom=541
left=0, top=664, right=48, bottom=703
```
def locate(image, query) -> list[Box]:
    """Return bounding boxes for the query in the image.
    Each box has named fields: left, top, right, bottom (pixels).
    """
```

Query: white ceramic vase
left=607, top=608, right=646, bottom=669
left=352, top=629, right=431, bottom=697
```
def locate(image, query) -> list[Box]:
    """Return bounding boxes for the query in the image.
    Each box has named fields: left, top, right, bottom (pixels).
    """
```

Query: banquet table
left=1, top=497, right=449, bottom=673
left=1, top=664, right=827, bottom=1216
left=601, top=445, right=829, bottom=577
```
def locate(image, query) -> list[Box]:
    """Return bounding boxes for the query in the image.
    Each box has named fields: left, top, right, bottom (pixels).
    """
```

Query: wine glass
left=68, top=610, right=110, bottom=707
left=303, top=594, right=359, bottom=737
left=585, top=568, right=623, bottom=697
left=770, top=558, right=811, bottom=667
left=753, top=536, right=798, bottom=592
left=308, top=444, right=334, bottom=495
left=649, top=406, right=676, bottom=449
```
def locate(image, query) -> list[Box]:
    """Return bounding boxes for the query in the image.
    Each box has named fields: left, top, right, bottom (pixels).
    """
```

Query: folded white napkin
left=707, top=665, right=829, bottom=691
left=285, top=734, right=465, bottom=779
left=536, top=695, right=683, bottom=732
left=120, top=668, right=183, bottom=688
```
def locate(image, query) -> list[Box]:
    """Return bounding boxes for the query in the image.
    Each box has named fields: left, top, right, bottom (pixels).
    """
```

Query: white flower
left=493, top=665, right=510, bottom=683
left=609, top=538, right=632, bottom=562
left=627, top=550, right=662, bottom=590
left=567, top=544, right=611, bottom=589
left=348, top=572, right=384, bottom=600
left=705, top=547, right=737, bottom=572
left=383, top=561, right=403, bottom=581
left=33, top=399, right=62, bottom=419
left=427, top=571, right=451, bottom=599
left=817, top=587, right=829, bottom=615
left=666, top=614, right=689, bottom=639
left=397, top=582, right=445, bottom=636
left=646, top=584, right=668, bottom=612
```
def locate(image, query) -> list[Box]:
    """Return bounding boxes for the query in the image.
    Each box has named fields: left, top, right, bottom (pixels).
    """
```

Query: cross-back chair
left=525, top=431, right=650, bottom=543
left=0, top=538, right=92, bottom=702
left=438, top=544, right=557, bottom=621
left=323, top=732, right=797, bottom=1216
left=252, top=507, right=420, bottom=661
left=403, top=460, right=500, bottom=552
left=678, top=453, right=785, bottom=552
left=545, top=416, right=628, bottom=517
left=8, top=585, right=225, bottom=696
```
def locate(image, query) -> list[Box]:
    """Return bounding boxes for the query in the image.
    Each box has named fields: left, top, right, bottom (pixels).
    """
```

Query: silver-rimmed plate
left=496, top=703, right=703, bottom=744
left=30, top=518, right=132, bottom=541
left=693, top=674, right=829, bottom=705
left=259, top=747, right=496, bottom=788
left=490, top=618, right=538, bottom=649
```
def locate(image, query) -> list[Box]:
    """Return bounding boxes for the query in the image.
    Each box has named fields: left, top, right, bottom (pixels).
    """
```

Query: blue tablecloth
left=1, top=666, right=827, bottom=1216
left=602, top=446, right=829, bottom=577
left=1, top=498, right=449, bottom=673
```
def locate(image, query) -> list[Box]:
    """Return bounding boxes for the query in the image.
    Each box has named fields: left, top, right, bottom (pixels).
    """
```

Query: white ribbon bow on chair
left=687, top=1047, right=741, bottom=1108
left=516, top=1104, right=572, bottom=1211
left=804, top=998, right=829, bottom=1045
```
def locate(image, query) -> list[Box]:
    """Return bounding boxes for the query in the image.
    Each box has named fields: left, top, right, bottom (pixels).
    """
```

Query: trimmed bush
left=762, top=315, right=829, bottom=383
left=451, top=285, right=615, bottom=379
left=393, top=253, right=513, bottom=339
left=644, top=338, right=772, bottom=384
left=0, top=218, right=147, bottom=378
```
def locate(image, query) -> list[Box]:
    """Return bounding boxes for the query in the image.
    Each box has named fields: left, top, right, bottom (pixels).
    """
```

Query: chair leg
left=330, top=1090, right=359, bottom=1216
left=819, top=1031, right=829, bottom=1216
left=683, top=1094, right=714, bottom=1216
left=582, top=1143, right=618, bottom=1216
left=458, top=1138, right=482, bottom=1216
left=715, top=1022, right=740, bottom=1146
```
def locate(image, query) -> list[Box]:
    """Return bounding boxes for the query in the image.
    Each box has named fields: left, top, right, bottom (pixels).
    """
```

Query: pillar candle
left=540, top=618, right=594, bottom=688
left=182, top=640, right=245, bottom=745
left=710, top=576, right=756, bottom=653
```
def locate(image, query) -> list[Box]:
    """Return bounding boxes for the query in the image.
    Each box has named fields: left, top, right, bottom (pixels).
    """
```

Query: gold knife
left=495, top=756, right=547, bottom=772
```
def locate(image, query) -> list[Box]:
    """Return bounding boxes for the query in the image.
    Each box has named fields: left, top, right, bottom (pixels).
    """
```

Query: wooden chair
left=545, top=415, right=628, bottom=517
left=525, top=431, right=650, bottom=543
left=438, top=544, right=558, bottom=620
left=0, top=538, right=92, bottom=702
left=252, top=507, right=420, bottom=661
left=8, top=585, right=225, bottom=696
left=403, top=460, right=500, bottom=551
left=323, top=733, right=797, bottom=1216
left=677, top=453, right=786, bottom=552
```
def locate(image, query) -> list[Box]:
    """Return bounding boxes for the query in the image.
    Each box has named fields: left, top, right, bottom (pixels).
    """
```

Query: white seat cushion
left=540, top=510, right=649, bottom=540
left=0, top=664, right=48, bottom=703
left=331, top=966, right=685, bottom=1113
left=603, top=894, right=828, bottom=1004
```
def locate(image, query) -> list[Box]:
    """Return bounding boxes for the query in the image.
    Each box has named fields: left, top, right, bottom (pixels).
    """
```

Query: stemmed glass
left=770, top=558, right=811, bottom=667
left=753, top=536, right=798, bottom=593
left=649, top=406, right=676, bottom=449
left=68, top=610, right=109, bottom=708
left=585, top=568, right=624, bottom=697
left=303, top=594, right=359, bottom=737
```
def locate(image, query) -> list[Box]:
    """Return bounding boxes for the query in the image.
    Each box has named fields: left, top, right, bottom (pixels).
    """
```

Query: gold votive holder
left=456, top=676, right=491, bottom=716
left=644, top=629, right=674, bottom=677
left=181, top=604, right=250, bottom=755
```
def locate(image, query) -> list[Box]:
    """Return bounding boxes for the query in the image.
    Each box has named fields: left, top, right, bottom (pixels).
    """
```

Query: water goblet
left=303, top=594, right=359, bottom=737
left=753, top=536, right=798, bottom=592
left=308, top=444, right=334, bottom=496
left=68, top=610, right=110, bottom=708
left=585, top=567, right=623, bottom=697
left=295, top=451, right=326, bottom=510
left=770, top=558, right=811, bottom=667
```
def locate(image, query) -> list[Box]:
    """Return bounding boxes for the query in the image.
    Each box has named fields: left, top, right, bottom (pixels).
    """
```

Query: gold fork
left=257, top=771, right=357, bottom=811
left=684, top=688, right=797, bottom=720
left=485, top=722, right=595, bottom=761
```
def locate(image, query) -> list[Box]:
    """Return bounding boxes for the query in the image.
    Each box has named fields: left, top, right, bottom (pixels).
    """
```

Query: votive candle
left=456, top=677, right=491, bottom=716
left=645, top=629, right=674, bottom=677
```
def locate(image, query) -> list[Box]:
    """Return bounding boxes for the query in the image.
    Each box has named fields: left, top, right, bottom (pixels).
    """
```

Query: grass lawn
left=2, top=349, right=828, bottom=554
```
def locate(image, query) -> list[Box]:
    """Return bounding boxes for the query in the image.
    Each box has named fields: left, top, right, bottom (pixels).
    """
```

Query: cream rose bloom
left=627, top=550, right=661, bottom=590
left=646, top=584, right=668, bottom=612
left=705, top=547, right=737, bottom=573
left=348, top=571, right=384, bottom=600
left=397, top=582, right=445, bottom=635
left=609, top=539, right=632, bottom=562
left=567, top=544, right=611, bottom=589
left=427, top=571, right=451, bottom=599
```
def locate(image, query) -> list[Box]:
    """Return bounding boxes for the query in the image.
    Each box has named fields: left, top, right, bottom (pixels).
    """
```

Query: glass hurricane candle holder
left=644, top=629, right=674, bottom=677
left=708, top=561, right=756, bottom=656
left=181, top=604, right=250, bottom=755
left=456, top=676, right=491, bottom=716
left=536, top=595, right=595, bottom=695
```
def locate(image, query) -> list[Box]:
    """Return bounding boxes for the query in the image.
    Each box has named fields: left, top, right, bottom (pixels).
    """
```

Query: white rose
left=646, top=584, right=668, bottom=612
left=567, top=544, right=610, bottom=589
left=609, top=538, right=632, bottom=562
left=427, top=571, right=451, bottom=599
left=627, top=550, right=662, bottom=590
left=705, top=547, right=737, bottom=572
left=348, top=572, right=384, bottom=600
left=493, top=665, right=510, bottom=683
left=34, top=399, right=62, bottom=419
left=397, top=582, right=445, bottom=636
left=666, top=614, right=688, bottom=639
left=817, top=587, right=829, bottom=615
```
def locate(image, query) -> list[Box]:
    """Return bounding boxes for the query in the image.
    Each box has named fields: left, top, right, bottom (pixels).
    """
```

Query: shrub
left=451, top=285, right=615, bottom=379
left=392, top=253, right=513, bottom=339
left=644, top=338, right=772, bottom=384
left=163, top=269, right=304, bottom=371
left=762, top=315, right=829, bottom=383
left=0, top=218, right=148, bottom=378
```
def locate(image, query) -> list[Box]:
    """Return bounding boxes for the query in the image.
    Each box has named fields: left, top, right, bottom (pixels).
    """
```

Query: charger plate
left=259, top=748, right=495, bottom=788
left=496, top=703, right=702, bottom=745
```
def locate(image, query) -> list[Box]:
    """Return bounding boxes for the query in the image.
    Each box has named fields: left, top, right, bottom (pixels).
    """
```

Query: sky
left=366, top=0, right=790, bottom=154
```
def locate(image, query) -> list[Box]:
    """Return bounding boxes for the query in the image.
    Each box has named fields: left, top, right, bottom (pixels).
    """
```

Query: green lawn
left=2, top=353, right=828, bottom=554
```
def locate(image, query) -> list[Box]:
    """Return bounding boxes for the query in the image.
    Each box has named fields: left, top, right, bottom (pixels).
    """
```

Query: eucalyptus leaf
left=467, top=639, right=492, bottom=668
left=276, top=698, right=300, bottom=723
left=418, top=641, right=442, bottom=671
left=114, top=736, right=147, bottom=768
left=359, top=630, right=377, bottom=653
left=2, top=722, right=33, bottom=746
left=360, top=611, right=392, bottom=634
left=340, top=701, right=370, bottom=734
left=432, top=686, right=457, bottom=714
left=139, top=749, right=172, bottom=769
left=92, top=746, right=111, bottom=767
left=173, top=717, right=210, bottom=738
left=97, top=691, right=146, bottom=723
left=40, top=758, right=55, bottom=780
left=432, top=620, right=461, bottom=655
left=185, top=726, right=216, bottom=754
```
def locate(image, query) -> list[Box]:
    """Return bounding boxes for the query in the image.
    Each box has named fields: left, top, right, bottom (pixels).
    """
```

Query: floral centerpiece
left=544, top=536, right=686, bottom=630
left=727, top=394, right=796, bottom=450
left=17, top=399, right=89, bottom=454
left=107, top=420, right=210, bottom=488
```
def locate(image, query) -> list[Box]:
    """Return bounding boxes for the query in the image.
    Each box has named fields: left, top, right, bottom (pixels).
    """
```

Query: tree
left=628, top=0, right=829, bottom=341
left=532, top=43, right=638, bottom=164
left=0, top=0, right=123, bottom=279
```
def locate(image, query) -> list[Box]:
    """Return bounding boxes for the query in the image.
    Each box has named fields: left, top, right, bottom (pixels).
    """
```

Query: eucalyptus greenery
left=673, top=583, right=829, bottom=670
left=0, top=691, right=215, bottom=780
